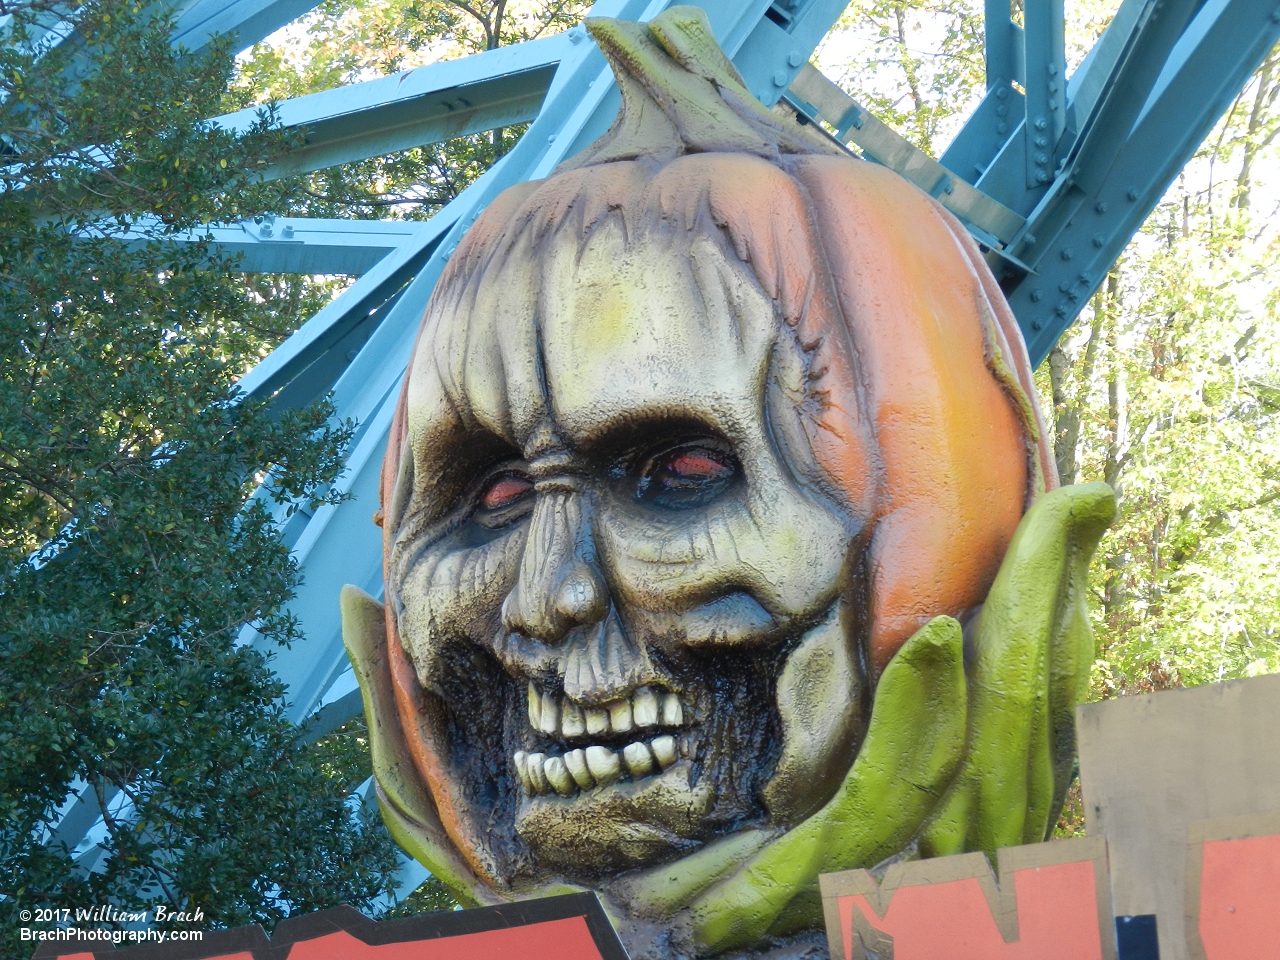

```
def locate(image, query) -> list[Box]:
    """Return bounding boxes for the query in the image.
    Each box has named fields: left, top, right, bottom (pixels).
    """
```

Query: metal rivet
left=788, top=51, right=804, bottom=67
left=1060, top=247, right=1074, bottom=260
left=1059, top=281, right=1072, bottom=292
left=1048, top=82, right=1059, bottom=93
left=1127, top=189, right=1139, bottom=201
left=1095, top=200, right=1108, bottom=213
left=997, top=87, right=1008, bottom=99
left=1049, top=99, right=1059, bottom=109
left=997, top=105, right=1008, bottom=117
left=569, top=26, right=584, bottom=43
left=548, top=134, right=556, bottom=143
left=1055, top=305, right=1069, bottom=317
left=1032, top=319, right=1045, bottom=331
left=773, top=71, right=788, bottom=87
left=1049, top=63, right=1060, bottom=75
left=1093, top=235, right=1105, bottom=248
left=1030, top=289, right=1043, bottom=302
left=997, top=122, right=1009, bottom=134
left=1024, top=233, right=1037, bottom=245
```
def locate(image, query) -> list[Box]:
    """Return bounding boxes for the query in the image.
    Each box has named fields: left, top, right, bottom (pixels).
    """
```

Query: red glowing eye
left=666, top=449, right=732, bottom=480
left=635, top=440, right=737, bottom=508
left=480, top=474, right=533, bottom=511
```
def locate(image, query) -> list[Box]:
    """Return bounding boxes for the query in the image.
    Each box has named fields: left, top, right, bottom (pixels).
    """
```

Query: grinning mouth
left=514, top=681, right=694, bottom=799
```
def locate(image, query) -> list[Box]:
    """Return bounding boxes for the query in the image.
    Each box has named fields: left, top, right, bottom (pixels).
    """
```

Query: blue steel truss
left=48, top=0, right=1280, bottom=888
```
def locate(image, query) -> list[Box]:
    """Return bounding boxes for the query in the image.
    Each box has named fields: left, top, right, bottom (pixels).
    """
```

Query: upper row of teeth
left=527, top=682, right=684, bottom=738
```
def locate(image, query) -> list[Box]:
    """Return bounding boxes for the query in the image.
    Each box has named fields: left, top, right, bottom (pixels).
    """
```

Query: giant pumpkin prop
left=341, top=9, right=1115, bottom=958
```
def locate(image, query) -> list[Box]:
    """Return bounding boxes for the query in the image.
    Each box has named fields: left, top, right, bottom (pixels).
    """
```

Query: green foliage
left=0, top=0, right=401, bottom=953
left=384, top=875, right=460, bottom=917
left=1047, top=201, right=1280, bottom=692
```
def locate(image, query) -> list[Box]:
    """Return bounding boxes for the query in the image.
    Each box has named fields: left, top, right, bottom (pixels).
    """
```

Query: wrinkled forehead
left=406, top=220, right=781, bottom=458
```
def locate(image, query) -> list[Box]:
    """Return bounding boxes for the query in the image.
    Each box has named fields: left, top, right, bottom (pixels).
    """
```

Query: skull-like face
left=389, top=214, right=871, bottom=883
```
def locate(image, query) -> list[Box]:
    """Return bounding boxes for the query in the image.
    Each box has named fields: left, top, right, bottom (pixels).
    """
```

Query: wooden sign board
left=818, top=836, right=1116, bottom=960
left=31, top=893, right=627, bottom=960
left=1077, top=672, right=1280, bottom=960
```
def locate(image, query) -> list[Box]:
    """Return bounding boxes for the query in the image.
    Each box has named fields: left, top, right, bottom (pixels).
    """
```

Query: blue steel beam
left=213, top=33, right=576, bottom=177
left=171, top=0, right=328, bottom=57
left=985, top=0, right=1025, bottom=89
left=975, top=0, right=1202, bottom=219
left=1022, top=0, right=1066, bottom=187
left=1006, top=0, right=1280, bottom=363
left=36, top=0, right=330, bottom=115
left=234, top=203, right=462, bottom=406
left=109, top=216, right=418, bottom=274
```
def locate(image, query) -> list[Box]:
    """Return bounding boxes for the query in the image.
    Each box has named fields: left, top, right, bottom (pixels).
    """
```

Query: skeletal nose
left=501, top=491, right=608, bottom=644
left=554, top=569, right=608, bottom=627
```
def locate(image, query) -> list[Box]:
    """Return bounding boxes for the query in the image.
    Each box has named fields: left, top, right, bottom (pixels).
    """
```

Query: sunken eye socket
left=635, top=440, right=739, bottom=510
left=474, top=471, right=534, bottom=526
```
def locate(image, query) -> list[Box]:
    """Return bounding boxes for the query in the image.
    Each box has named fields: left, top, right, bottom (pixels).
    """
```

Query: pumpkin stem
left=560, top=6, right=845, bottom=172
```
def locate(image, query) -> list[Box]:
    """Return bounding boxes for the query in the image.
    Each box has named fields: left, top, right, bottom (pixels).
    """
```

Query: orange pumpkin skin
left=793, top=156, right=1054, bottom=671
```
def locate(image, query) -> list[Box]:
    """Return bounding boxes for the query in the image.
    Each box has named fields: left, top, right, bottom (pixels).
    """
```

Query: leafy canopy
left=0, top=0, right=401, bottom=951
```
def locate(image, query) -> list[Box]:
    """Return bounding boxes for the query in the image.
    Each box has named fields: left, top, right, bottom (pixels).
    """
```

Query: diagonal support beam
left=786, top=64, right=1026, bottom=246
left=214, top=32, right=577, bottom=177
left=1006, top=0, right=1280, bottom=364
left=171, top=0, right=329, bottom=57
left=107, top=216, right=418, bottom=274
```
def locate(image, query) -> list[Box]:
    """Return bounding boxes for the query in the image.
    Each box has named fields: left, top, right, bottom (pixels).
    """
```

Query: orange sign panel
left=819, top=837, right=1116, bottom=960
left=1186, top=812, right=1280, bottom=960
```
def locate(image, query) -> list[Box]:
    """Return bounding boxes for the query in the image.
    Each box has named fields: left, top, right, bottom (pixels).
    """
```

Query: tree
left=1, top=0, right=601, bottom=945
left=0, top=1, right=402, bottom=954
left=1044, top=160, right=1280, bottom=693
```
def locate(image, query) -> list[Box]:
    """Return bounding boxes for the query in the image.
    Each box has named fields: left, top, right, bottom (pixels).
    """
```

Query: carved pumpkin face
left=374, top=9, right=1053, bottom=901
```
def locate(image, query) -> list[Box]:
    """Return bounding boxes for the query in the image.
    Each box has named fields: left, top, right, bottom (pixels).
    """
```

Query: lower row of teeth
left=515, top=736, right=681, bottom=797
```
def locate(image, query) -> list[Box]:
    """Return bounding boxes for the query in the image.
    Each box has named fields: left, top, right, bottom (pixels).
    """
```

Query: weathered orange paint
left=1198, top=833, right=1280, bottom=958
left=837, top=860, right=1104, bottom=959
left=796, top=156, right=1048, bottom=671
